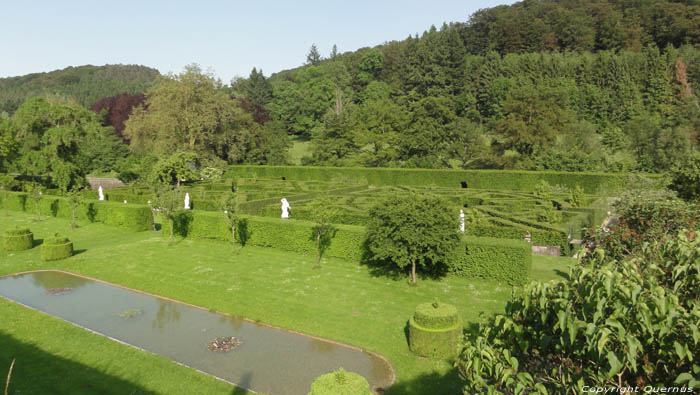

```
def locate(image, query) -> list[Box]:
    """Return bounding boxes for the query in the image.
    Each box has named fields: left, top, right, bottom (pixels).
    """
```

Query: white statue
left=281, top=198, right=291, bottom=219
left=184, top=193, right=190, bottom=210
left=459, top=209, right=465, bottom=233
left=124, top=200, right=127, bottom=204
left=98, top=186, right=104, bottom=201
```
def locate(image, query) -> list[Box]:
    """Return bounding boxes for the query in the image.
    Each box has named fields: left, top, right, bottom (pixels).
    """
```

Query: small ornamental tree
left=154, top=186, right=181, bottom=243
left=568, top=185, right=585, bottom=207
left=65, top=187, right=82, bottom=229
left=365, top=194, right=460, bottom=284
left=150, top=152, right=199, bottom=188
left=220, top=192, right=239, bottom=252
left=308, top=197, right=340, bottom=269
left=0, top=175, right=16, bottom=217
left=27, top=182, right=43, bottom=221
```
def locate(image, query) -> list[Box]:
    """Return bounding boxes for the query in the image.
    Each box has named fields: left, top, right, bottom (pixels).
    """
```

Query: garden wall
left=226, top=166, right=647, bottom=194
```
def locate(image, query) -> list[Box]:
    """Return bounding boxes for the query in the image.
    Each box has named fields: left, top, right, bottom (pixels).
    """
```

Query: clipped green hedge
left=408, top=302, right=462, bottom=360
left=309, top=369, right=371, bottom=395
left=1, top=192, right=152, bottom=231
left=168, top=210, right=366, bottom=261
left=450, top=236, right=532, bottom=285
left=227, top=165, right=653, bottom=194
left=3, top=228, right=34, bottom=251
left=41, top=236, right=73, bottom=261
left=413, top=302, right=459, bottom=330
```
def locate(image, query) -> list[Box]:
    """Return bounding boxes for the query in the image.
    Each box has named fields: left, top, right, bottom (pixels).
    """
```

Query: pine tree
left=306, top=44, right=322, bottom=65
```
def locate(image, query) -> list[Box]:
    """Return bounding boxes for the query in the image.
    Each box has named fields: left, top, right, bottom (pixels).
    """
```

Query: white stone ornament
left=281, top=198, right=291, bottom=219
left=98, top=186, right=104, bottom=201
left=459, top=209, right=465, bottom=233
left=184, top=193, right=190, bottom=210
left=124, top=200, right=127, bottom=204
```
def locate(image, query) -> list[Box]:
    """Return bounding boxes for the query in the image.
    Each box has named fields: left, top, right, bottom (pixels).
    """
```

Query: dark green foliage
left=308, top=368, right=371, bottom=395
left=40, top=236, right=73, bottom=261
left=668, top=151, right=700, bottom=201
left=228, top=165, right=641, bottom=194
left=150, top=152, right=199, bottom=187
left=365, top=194, right=461, bottom=284
left=449, top=237, right=531, bottom=285
left=408, top=301, right=462, bottom=359
left=0, top=65, right=158, bottom=115
left=456, top=231, right=700, bottom=393
left=3, top=228, right=33, bottom=251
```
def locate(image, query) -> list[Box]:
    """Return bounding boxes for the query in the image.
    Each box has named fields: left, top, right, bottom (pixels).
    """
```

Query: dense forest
left=1, top=0, right=700, bottom=187
left=0, top=64, right=159, bottom=115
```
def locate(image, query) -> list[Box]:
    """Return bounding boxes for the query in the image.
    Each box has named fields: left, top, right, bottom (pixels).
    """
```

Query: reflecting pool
left=0, top=271, right=394, bottom=394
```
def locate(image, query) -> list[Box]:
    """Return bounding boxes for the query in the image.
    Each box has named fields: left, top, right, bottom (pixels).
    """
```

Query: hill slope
left=0, top=64, right=159, bottom=115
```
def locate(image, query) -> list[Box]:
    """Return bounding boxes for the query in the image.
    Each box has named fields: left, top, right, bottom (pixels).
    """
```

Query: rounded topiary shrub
left=3, top=228, right=34, bottom=251
left=408, top=301, right=462, bottom=359
left=40, top=236, right=73, bottom=261
left=309, top=368, right=371, bottom=395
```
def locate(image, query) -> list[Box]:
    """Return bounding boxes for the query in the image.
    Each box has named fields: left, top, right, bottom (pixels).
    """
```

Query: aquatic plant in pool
left=207, top=336, right=242, bottom=352
left=118, top=309, right=143, bottom=319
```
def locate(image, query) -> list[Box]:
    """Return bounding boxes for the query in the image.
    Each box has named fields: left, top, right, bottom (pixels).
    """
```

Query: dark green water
left=0, top=271, right=394, bottom=394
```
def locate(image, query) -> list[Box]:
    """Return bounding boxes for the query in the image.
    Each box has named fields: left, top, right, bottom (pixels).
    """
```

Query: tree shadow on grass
left=0, top=331, right=157, bottom=395
left=72, top=249, right=87, bottom=256
left=382, top=368, right=463, bottom=395
left=359, top=239, right=450, bottom=283
left=553, top=269, right=570, bottom=280
left=32, top=238, right=44, bottom=248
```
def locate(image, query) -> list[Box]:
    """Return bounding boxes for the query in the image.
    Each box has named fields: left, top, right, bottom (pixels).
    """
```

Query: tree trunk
left=169, top=217, right=174, bottom=242
left=231, top=224, right=236, bottom=252
left=71, top=207, right=77, bottom=229
left=315, top=231, right=321, bottom=268
left=411, top=261, right=417, bottom=284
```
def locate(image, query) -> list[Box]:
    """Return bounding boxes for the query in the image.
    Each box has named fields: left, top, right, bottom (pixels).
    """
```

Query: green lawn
left=0, top=211, right=572, bottom=394
left=288, top=135, right=311, bottom=165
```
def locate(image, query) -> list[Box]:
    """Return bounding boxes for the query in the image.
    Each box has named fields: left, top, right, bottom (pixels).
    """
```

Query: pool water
left=0, top=271, right=394, bottom=394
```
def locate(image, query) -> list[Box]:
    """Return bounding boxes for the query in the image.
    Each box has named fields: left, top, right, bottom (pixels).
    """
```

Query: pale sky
left=1, top=0, right=513, bottom=83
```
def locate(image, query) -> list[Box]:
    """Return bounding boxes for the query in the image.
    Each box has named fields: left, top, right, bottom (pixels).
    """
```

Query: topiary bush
left=408, top=301, right=462, bottom=359
left=3, top=228, right=34, bottom=251
left=40, top=236, right=73, bottom=261
left=308, top=368, right=371, bottom=395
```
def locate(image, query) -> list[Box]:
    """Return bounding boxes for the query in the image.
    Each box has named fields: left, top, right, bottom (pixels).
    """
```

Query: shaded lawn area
left=0, top=211, right=571, bottom=394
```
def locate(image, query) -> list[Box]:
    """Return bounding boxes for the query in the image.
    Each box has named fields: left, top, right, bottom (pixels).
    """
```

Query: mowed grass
left=288, top=135, right=311, bottom=165
left=0, top=211, right=572, bottom=394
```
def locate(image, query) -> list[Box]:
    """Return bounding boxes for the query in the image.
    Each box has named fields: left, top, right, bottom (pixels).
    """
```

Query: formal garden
left=2, top=161, right=697, bottom=394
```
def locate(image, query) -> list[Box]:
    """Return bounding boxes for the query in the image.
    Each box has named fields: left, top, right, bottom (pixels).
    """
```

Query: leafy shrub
left=409, top=301, right=462, bottom=359
left=3, top=228, right=33, bottom=251
left=536, top=206, right=563, bottom=224
left=308, top=368, right=371, bottom=395
left=456, top=232, right=700, bottom=393
left=568, top=185, right=585, bottom=207
left=40, top=236, right=73, bottom=261
left=532, top=180, right=551, bottom=199
left=668, top=151, right=700, bottom=202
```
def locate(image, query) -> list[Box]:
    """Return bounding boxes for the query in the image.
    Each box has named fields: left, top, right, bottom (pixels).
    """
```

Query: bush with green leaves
left=3, top=228, right=33, bottom=251
left=532, top=180, right=551, bottom=199
left=308, top=368, right=371, bottom=395
left=668, top=151, right=700, bottom=202
left=365, top=194, right=461, bottom=284
left=456, top=231, right=700, bottom=393
left=535, top=206, right=563, bottom=224
left=40, top=235, right=73, bottom=261
left=409, top=300, right=462, bottom=359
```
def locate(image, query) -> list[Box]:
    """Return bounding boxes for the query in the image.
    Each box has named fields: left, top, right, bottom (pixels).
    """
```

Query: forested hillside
left=0, top=64, right=159, bottom=115
left=229, top=0, right=700, bottom=173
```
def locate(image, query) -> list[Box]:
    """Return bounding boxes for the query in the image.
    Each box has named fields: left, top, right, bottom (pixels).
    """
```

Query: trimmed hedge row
left=3, top=228, right=34, bottom=251
left=1, top=192, right=152, bottom=231
left=168, top=210, right=532, bottom=284
left=450, top=236, right=532, bottom=285
left=41, top=236, right=73, bottom=261
left=227, top=165, right=652, bottom=194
